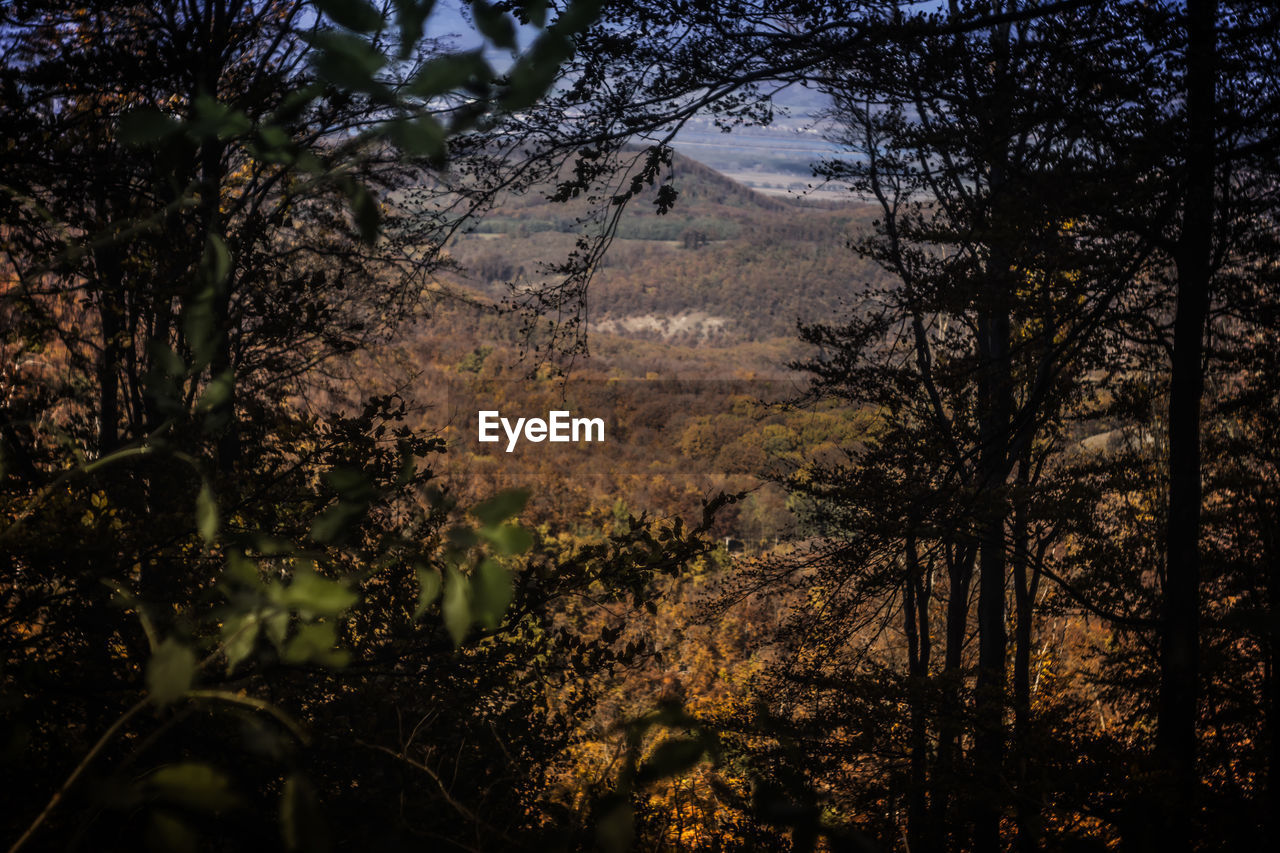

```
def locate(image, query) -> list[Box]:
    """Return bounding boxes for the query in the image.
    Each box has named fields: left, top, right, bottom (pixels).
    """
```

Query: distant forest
left=443, top=153, right=886, bottom=345
left=2, top=3, right=1278, bottom=853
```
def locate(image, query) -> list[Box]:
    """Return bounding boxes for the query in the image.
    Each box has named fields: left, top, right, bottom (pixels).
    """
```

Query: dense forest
left=442, top=153, right=887, bottom=345
left=3, top=2, right=1279, bottom=852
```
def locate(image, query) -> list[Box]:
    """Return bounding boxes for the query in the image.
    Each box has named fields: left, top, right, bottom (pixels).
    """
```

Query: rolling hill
left=435, top=152, right=888, bottom=352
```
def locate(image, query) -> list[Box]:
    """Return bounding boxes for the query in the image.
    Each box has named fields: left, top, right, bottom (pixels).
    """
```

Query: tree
left=1148, top=2, right=1280, bottom=846
left=0, top=1, right=630, bottom=848
left=766, top=3, right=1163, bottom=848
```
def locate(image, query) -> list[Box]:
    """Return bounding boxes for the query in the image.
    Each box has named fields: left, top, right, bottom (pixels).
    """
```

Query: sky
left=420, top=0, right=842, bottom=191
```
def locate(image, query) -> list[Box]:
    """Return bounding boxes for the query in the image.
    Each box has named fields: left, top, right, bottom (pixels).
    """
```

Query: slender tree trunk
left=196, top=2, right=238, bottom=472
left=972, top=10, right=1016, bottom=847
left=97, top=281, right=121, bottom=453
left=904, top=529, right=931, bottom=852
left=198, top=139, right=238, bottom=472
left=1156, top=1, right=1216, bottom=849
left=930, top=541, right=974, bottom=853
left=973, top=303, right=1012, bottom=853
left=1011, top=454, right=1038, bottom=852
left=1266, top=506, right=1280, bottom=841
left=92, top=170, right=122, bottom=453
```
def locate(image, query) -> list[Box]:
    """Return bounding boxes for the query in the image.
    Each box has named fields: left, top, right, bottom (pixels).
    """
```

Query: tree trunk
left=1266, top=502, right=1280, bottom=842
left=904, top=529, right=932, bottom=852
left=1012, top=454, right=1038, bottom=852
left=973, top=304, right=1012, bottom=853
left=197, top=2, right=238, bottom=472
left=930, top=541, right=974, bottom=853
left=97, top=279, right=122, bottom=453
left=1156, top=1, right=1216, bottom=849
left=972, top=11, right=1016, bottom=847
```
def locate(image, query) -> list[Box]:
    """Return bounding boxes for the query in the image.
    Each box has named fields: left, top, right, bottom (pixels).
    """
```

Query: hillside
left=435, top=153, right=888, bottom=347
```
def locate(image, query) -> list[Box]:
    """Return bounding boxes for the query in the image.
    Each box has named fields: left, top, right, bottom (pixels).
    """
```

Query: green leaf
left=281, top=564, right=358, bottom=616
left=294, top=149, right=325, bottom=175
left=196, top=370, right=235, bottom=414
left=445, top=524, right=478, bottom=550
left=500, top=0, right=605, bottom=110
left=147, top=763, right=240, bottom=812
left=224, top=551, right=262, bottom=588
left=283, top=621, right=351, bottom=667
left=392, top=0, right=437, bottom=60
left=636, top=737, right=706, bottom=784
left=183, top=284, right=220, bottom=370
left=414, top=565, right=442, bottom=618
left=309, top=499, right=367, bottom=543
left=478, top=522, right=533, bottom=556
left=221, top=612, right=260, bottom=673
left=557, top=0, right=607, bottom=31
left=264, top=609, right=290, bottom=649
left=523, top=0, right=549, bottom=28
left=325, top=466, right=374, bottom=501
left=310, top=506, right=347, bottom=544
left=257, top=123, right=292, bottom=151
left=471, top=0, right=517, bottom=50
left=406, top=51, right=490, bottom=97
left=118, top=108, right=180, bottom=146
left=152, top=343, right=187, bottom=378
left=595, top=796, right=634, bottom=853
left=470, top=488, right=529, bottom=526
left=147, top=637, right=196, bottom=706
left=280, top=773, right=330, bottom=852
left=196, top=481, right=219, bottom=545
left=471, top=557, right=512, bottom=630
left=500, top=31, right=573, bottom=111
left=144, top=344, right=187, bottom=415
left=442, top=566, right=472, bottom=645
left=272, top=85, right=322, bottom=125
left=146, top=811, right=197, bottom=853
left=203, top=233, right=232, bottom=287
left=188, top=95, right=252, bottom=141
left=347, top=182, right=382, bottom=244
left=396, top=451, right=418, bottom=486
left=315, top=0, right=384, bottom=32
left=250, top=534, right=297, bottom=556
left=382, top=116, right=446, bottom=159
left=311, top=31, right=388, bottom=95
